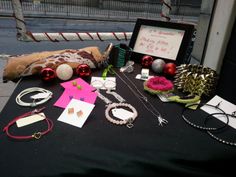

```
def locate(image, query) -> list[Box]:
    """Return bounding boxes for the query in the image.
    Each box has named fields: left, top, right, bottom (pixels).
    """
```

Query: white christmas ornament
left=151, top=59, right=166, bottom=73
left=56, top=64, right=73, bottom=80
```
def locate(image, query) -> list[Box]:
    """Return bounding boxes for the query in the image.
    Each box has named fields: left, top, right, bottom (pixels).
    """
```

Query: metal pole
left=11, top=0, right=132, bottom=42
left=161, top=0, right=171, bottom=21
left=11, top=0, right=31, bottom=41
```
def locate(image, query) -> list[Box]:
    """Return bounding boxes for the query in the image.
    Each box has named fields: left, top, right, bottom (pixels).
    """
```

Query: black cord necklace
left=182, top=103, right=228, bottom=131
left=205, top=113, right=236, bottom=146
left=181, top=103, right=236, bottom=147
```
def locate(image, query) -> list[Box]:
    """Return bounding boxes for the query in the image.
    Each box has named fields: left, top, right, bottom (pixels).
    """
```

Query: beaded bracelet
left=3, top=107, right=53, bottom=140
left=105, top=102, right=138, bottom=128
left=181, top=103, right=228, bottom=131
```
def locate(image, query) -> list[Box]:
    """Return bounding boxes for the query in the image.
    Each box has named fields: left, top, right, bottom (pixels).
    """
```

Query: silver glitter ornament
left=151, top=59, right=166, bottom=73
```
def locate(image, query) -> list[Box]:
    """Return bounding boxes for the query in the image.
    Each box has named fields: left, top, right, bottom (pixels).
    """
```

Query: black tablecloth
left=0, top=65, right=235, bottom=177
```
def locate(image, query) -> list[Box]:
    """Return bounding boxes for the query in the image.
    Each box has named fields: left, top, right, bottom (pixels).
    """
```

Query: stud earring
left=71, top=81, right=83, bottom=90
left=72, top=81, right=77, bottom=86
left=68, top=107, right=74, bottom=114
left=77, top=110, right=83, bottom=118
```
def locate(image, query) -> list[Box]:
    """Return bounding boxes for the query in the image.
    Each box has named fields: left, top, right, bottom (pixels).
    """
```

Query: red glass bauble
left=163, top=63, right=176, bottom=77
left=40, top=67, right=56, bottom=82
left=76, top=64, right=91, bottom=77
left=141, top=55, right=154, bottom=68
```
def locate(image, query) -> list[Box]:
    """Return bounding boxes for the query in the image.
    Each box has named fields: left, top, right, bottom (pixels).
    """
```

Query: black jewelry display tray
left=0, top=64, right=235, bottom=177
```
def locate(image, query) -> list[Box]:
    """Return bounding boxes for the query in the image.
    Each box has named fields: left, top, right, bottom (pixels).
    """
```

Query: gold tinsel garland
left=174, top=64, right=218, bottom=97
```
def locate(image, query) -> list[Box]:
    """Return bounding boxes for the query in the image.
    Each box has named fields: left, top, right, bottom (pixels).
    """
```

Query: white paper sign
left=201, top=95, right=236, bottom=129
left=57, top=99, right=95, bottom=128
left=133, top=25, right=185, bottom=60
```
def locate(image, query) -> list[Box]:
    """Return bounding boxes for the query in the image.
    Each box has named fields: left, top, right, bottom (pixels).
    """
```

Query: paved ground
left=0, top=57, right=16, bottom=112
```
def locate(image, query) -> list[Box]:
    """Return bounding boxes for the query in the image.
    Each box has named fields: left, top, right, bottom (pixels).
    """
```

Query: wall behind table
left=216, top=19, right=236, bottom=104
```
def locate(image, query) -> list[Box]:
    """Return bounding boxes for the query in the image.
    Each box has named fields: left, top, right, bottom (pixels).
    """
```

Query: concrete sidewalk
left=0, top=57, right=16, bottom=112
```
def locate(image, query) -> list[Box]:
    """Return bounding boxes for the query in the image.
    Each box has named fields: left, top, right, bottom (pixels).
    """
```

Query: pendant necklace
left=113, top=70, right=168, bottom=126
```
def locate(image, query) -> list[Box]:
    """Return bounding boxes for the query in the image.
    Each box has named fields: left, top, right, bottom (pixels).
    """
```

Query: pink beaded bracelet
left=105, top=103, right=138, bottom=128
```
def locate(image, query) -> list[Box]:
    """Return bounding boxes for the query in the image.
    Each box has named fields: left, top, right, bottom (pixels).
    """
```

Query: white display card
left=135, top=74, right=153, bottom=81
left=90, top=77, right=116, bottom=90
left=57, top=99, right=95, bottom=128
left=201, top=95, right=236, bottom=129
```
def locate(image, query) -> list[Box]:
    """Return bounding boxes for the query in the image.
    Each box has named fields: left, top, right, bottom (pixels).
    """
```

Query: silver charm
left=157, top=116, right=168, bottom=126
left=126, top=118, right=134, bottom=128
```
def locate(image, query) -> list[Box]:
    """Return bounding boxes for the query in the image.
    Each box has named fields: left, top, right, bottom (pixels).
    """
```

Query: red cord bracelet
left=3, top=107, right=53, bottom=140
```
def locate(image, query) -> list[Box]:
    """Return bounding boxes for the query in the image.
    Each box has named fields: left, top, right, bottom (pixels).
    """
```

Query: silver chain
left=114, top=70, right=168, bottom=126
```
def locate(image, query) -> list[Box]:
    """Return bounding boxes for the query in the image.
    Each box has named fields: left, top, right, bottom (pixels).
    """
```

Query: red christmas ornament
left=163, top=63, right=176, bottom=77
left=141, top=55, right=154, bottom=68
left=76, top=64, right=91, bottom=77
left=40, top=67, right=57, bottom=82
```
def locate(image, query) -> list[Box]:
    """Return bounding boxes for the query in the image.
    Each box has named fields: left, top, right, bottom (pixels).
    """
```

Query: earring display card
left=60, top=78, right=95, bottom=92
left=54, top=77, right=97, bottom=108
left=201, top=95, right=236, bottom=129
left=57, top=99, right=95, bottom=128
left=90, top=77, right=116, bottom=90
left=54, top=89, right=97, bottom=108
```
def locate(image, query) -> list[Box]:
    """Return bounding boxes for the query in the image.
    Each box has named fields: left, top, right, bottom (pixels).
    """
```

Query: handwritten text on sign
left=133, top=25, right=185, bottom=60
